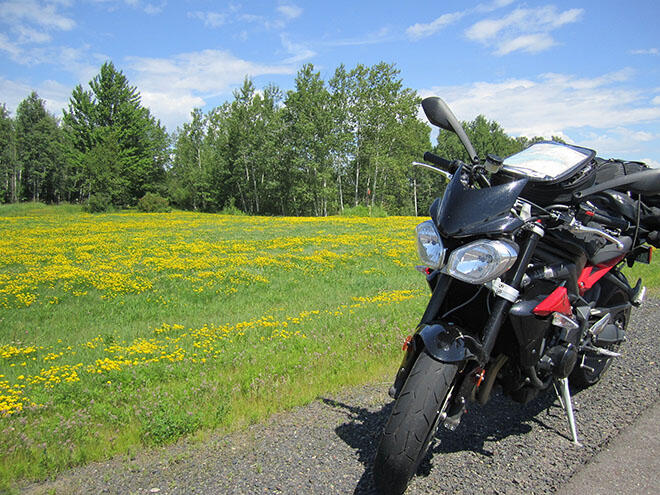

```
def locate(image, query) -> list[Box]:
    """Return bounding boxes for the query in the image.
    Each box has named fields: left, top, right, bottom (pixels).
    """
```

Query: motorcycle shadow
left=321, top=388, right=564, bottom=494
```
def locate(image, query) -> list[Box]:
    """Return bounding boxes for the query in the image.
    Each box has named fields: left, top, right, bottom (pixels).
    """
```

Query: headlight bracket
left=484, top=278, right=519, bottom=302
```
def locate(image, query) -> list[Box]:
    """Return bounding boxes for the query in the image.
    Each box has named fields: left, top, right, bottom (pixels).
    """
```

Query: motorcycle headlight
left=415, top=220, right=446, bottom=269
left=444, top=239, right=518, bottom=284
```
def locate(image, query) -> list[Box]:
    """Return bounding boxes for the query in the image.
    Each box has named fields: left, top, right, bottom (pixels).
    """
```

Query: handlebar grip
left=589, top=211, right=629, bottom=230
left=579, top=207, right=630, bottom=230
left=423, top=152, right=457, bottom=174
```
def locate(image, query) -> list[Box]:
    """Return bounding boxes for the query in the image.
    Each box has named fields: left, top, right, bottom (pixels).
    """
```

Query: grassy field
left=0, top=204, right=431, bottom=490
left=0, top=204, right=657, bottom=490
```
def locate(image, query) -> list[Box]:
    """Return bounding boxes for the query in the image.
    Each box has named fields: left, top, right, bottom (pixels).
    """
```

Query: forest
left=0, top=61, right=552, bottom=216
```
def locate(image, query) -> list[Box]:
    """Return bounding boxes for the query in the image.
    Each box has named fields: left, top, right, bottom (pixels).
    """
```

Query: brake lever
left=567, top=218, right=624, bottom=250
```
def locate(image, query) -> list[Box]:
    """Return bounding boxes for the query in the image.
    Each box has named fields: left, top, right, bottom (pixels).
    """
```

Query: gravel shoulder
left=22, top=299, right=660, bottom=495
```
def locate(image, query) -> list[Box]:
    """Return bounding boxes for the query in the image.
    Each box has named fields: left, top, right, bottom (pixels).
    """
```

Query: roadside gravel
left=23, top=299, right=660, bottom=495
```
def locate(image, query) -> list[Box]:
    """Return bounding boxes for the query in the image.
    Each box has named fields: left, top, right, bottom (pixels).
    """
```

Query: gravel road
left=23, top=299, right=660, bottom=495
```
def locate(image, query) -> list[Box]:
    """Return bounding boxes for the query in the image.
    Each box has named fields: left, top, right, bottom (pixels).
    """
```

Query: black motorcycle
left=373, top=96, right=660, bottom=495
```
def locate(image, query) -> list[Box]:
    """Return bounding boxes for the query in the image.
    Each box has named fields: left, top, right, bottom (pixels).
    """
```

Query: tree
left=0, top=104, right=16, bottom=203
left=283, top=64, right=335, bottom=216
left=15, top=92, right=63, bottom=203
left=330, top=62, right=429, bottom=214
left=63, top=61, right=168, bottom=206
left=170, top=108, right=217, bottom=211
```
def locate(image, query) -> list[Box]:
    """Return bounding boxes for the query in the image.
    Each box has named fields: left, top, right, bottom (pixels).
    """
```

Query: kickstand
left=553, top=377, right=583, bottom=447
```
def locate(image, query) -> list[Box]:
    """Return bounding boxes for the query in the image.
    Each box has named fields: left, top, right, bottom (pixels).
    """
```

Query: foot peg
left=554, top=377, right=583, bottom=447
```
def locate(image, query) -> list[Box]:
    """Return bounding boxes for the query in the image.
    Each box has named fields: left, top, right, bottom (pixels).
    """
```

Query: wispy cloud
left=0, top=32, right=22, bottom=58
left=495, top=33, right=555, bottom=55
left=277, top=4, right=302, bottom=21
left=405, top=0, right=514, bottom=41
left=280, top=34, right=315, bottom=63
left=187, top=10, right=227, bottom=28
left=630, top=48, right=659, bottom=55
left=474, top=0, right=516, bottom=14
left=189, top=3, right=302, bottom=32
left=465, top=5, right=584, bottom=55
left=322, top=27, right=394, bottom=48
left=0, top=0, right=76, bottom=31
left=88, top=0, right=165, bottom=15
left=406, top=12, right=464, bottom=40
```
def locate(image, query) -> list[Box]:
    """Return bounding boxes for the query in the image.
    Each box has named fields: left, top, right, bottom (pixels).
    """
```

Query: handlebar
left=423, top=152, right=460, bottom=174
left=578, top=207, right=630, bottom=231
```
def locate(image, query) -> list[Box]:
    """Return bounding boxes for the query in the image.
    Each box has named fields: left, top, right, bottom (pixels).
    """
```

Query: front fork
left=390, top=225, right=543, bottom=398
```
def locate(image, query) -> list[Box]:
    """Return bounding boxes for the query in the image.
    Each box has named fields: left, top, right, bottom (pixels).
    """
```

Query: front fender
left=389, top=321, right=481, bottom=399
left=418, top=322, right=481, bottom=363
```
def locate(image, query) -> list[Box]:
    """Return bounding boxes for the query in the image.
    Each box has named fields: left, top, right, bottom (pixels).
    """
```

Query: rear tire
left=570, top=280, right=630, bottom=388
left=373, top=351, right=458, bottom=495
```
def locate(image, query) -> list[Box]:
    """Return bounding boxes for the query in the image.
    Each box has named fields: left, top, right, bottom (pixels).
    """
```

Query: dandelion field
left=0, top=204, right=431, bottom=488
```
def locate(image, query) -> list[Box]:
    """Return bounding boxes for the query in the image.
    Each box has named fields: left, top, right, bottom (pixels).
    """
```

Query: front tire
left=373, top=351, right=458, bottom=495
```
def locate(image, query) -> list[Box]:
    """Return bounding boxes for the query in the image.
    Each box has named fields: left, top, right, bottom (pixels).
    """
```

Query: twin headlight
left=415, top=220, right=519, bottom=285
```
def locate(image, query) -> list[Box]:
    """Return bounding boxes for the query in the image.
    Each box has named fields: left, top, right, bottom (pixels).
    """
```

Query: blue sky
left=1, top=0, right=659, bottom=165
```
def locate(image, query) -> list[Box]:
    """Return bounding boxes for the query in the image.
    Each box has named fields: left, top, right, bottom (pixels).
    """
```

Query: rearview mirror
left=422, top=97, right=479, bottom=164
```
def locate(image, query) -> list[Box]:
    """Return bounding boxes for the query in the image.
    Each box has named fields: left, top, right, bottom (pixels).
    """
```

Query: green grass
left=0, top=205, right=427, bottom=490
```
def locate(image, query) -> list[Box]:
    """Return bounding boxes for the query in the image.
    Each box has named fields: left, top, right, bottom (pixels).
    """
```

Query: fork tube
left=479, top=227, right=543, bottom=363
left=420, top=274, right=453, bottom=325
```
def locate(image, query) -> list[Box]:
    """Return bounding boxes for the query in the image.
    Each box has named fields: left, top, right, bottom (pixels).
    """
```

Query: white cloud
left=140, top=90, right=206, bottom=128
left=475, top=0, right=516, bottom=13
left=143, top=3, right=165, bottom=15
left=88, top=0, right=164, bottom=15
left=280, top=34, right=315, bottom=63
left=630, top=48, right=659, bottom=56
left=0, top=32, right=22, bottom=58
left=188, top=4, right=300, bottom=32
left=495, top=33, right=555, bottom=55
left=406, top=12, right=464, bottom=40
left=0, top=76, right=71, bottom=117
left=15, top=25, right=52, bottom=43
left=405, top=0, right=515, bottom=41
left=322, top=27, right=393, bottom=47
left=187, top=10, right=227, bottom=28
left=465, top=5, right=584, bottom=55
left=420, top=69, right=660, bottom=158
left=0, top=0, right=76, bottom=31
left=277, top=4, right=302, bottom=20
left=578, top=127, right=659, bottom=158
left=127, top=49, right=295, bottom=130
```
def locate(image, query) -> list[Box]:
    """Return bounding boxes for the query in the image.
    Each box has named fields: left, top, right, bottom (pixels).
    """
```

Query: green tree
left=283, top=64, right=335, bottom=216
left=170, top=108, right=217, bottom=211
left=63, top=61, right=168, bottom=206
left=0, top=104, right=16, bottom=202
left=331, top=62, right=429, bottom=214
left=15, top=92, right=63, bottom=203
left=222, top=78, right=286, bottom=215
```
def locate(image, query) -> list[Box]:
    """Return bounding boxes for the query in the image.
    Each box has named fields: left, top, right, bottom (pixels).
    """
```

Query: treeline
left=0, top=61, right=556, bottom=216
left=170, top=63, right=436, bottom=216
left=0, top=63, right=167, bottom=207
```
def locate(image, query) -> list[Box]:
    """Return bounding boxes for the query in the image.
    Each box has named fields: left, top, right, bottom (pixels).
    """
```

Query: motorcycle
left=373, top=96, right=660, bottom=495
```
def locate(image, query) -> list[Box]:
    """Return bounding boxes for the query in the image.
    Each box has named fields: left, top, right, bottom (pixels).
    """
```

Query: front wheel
left=373, top=351, right=458, bottom=495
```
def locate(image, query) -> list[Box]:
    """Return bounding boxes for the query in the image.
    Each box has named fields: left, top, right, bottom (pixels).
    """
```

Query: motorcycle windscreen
left=432, top=168, right=528, bottom=237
